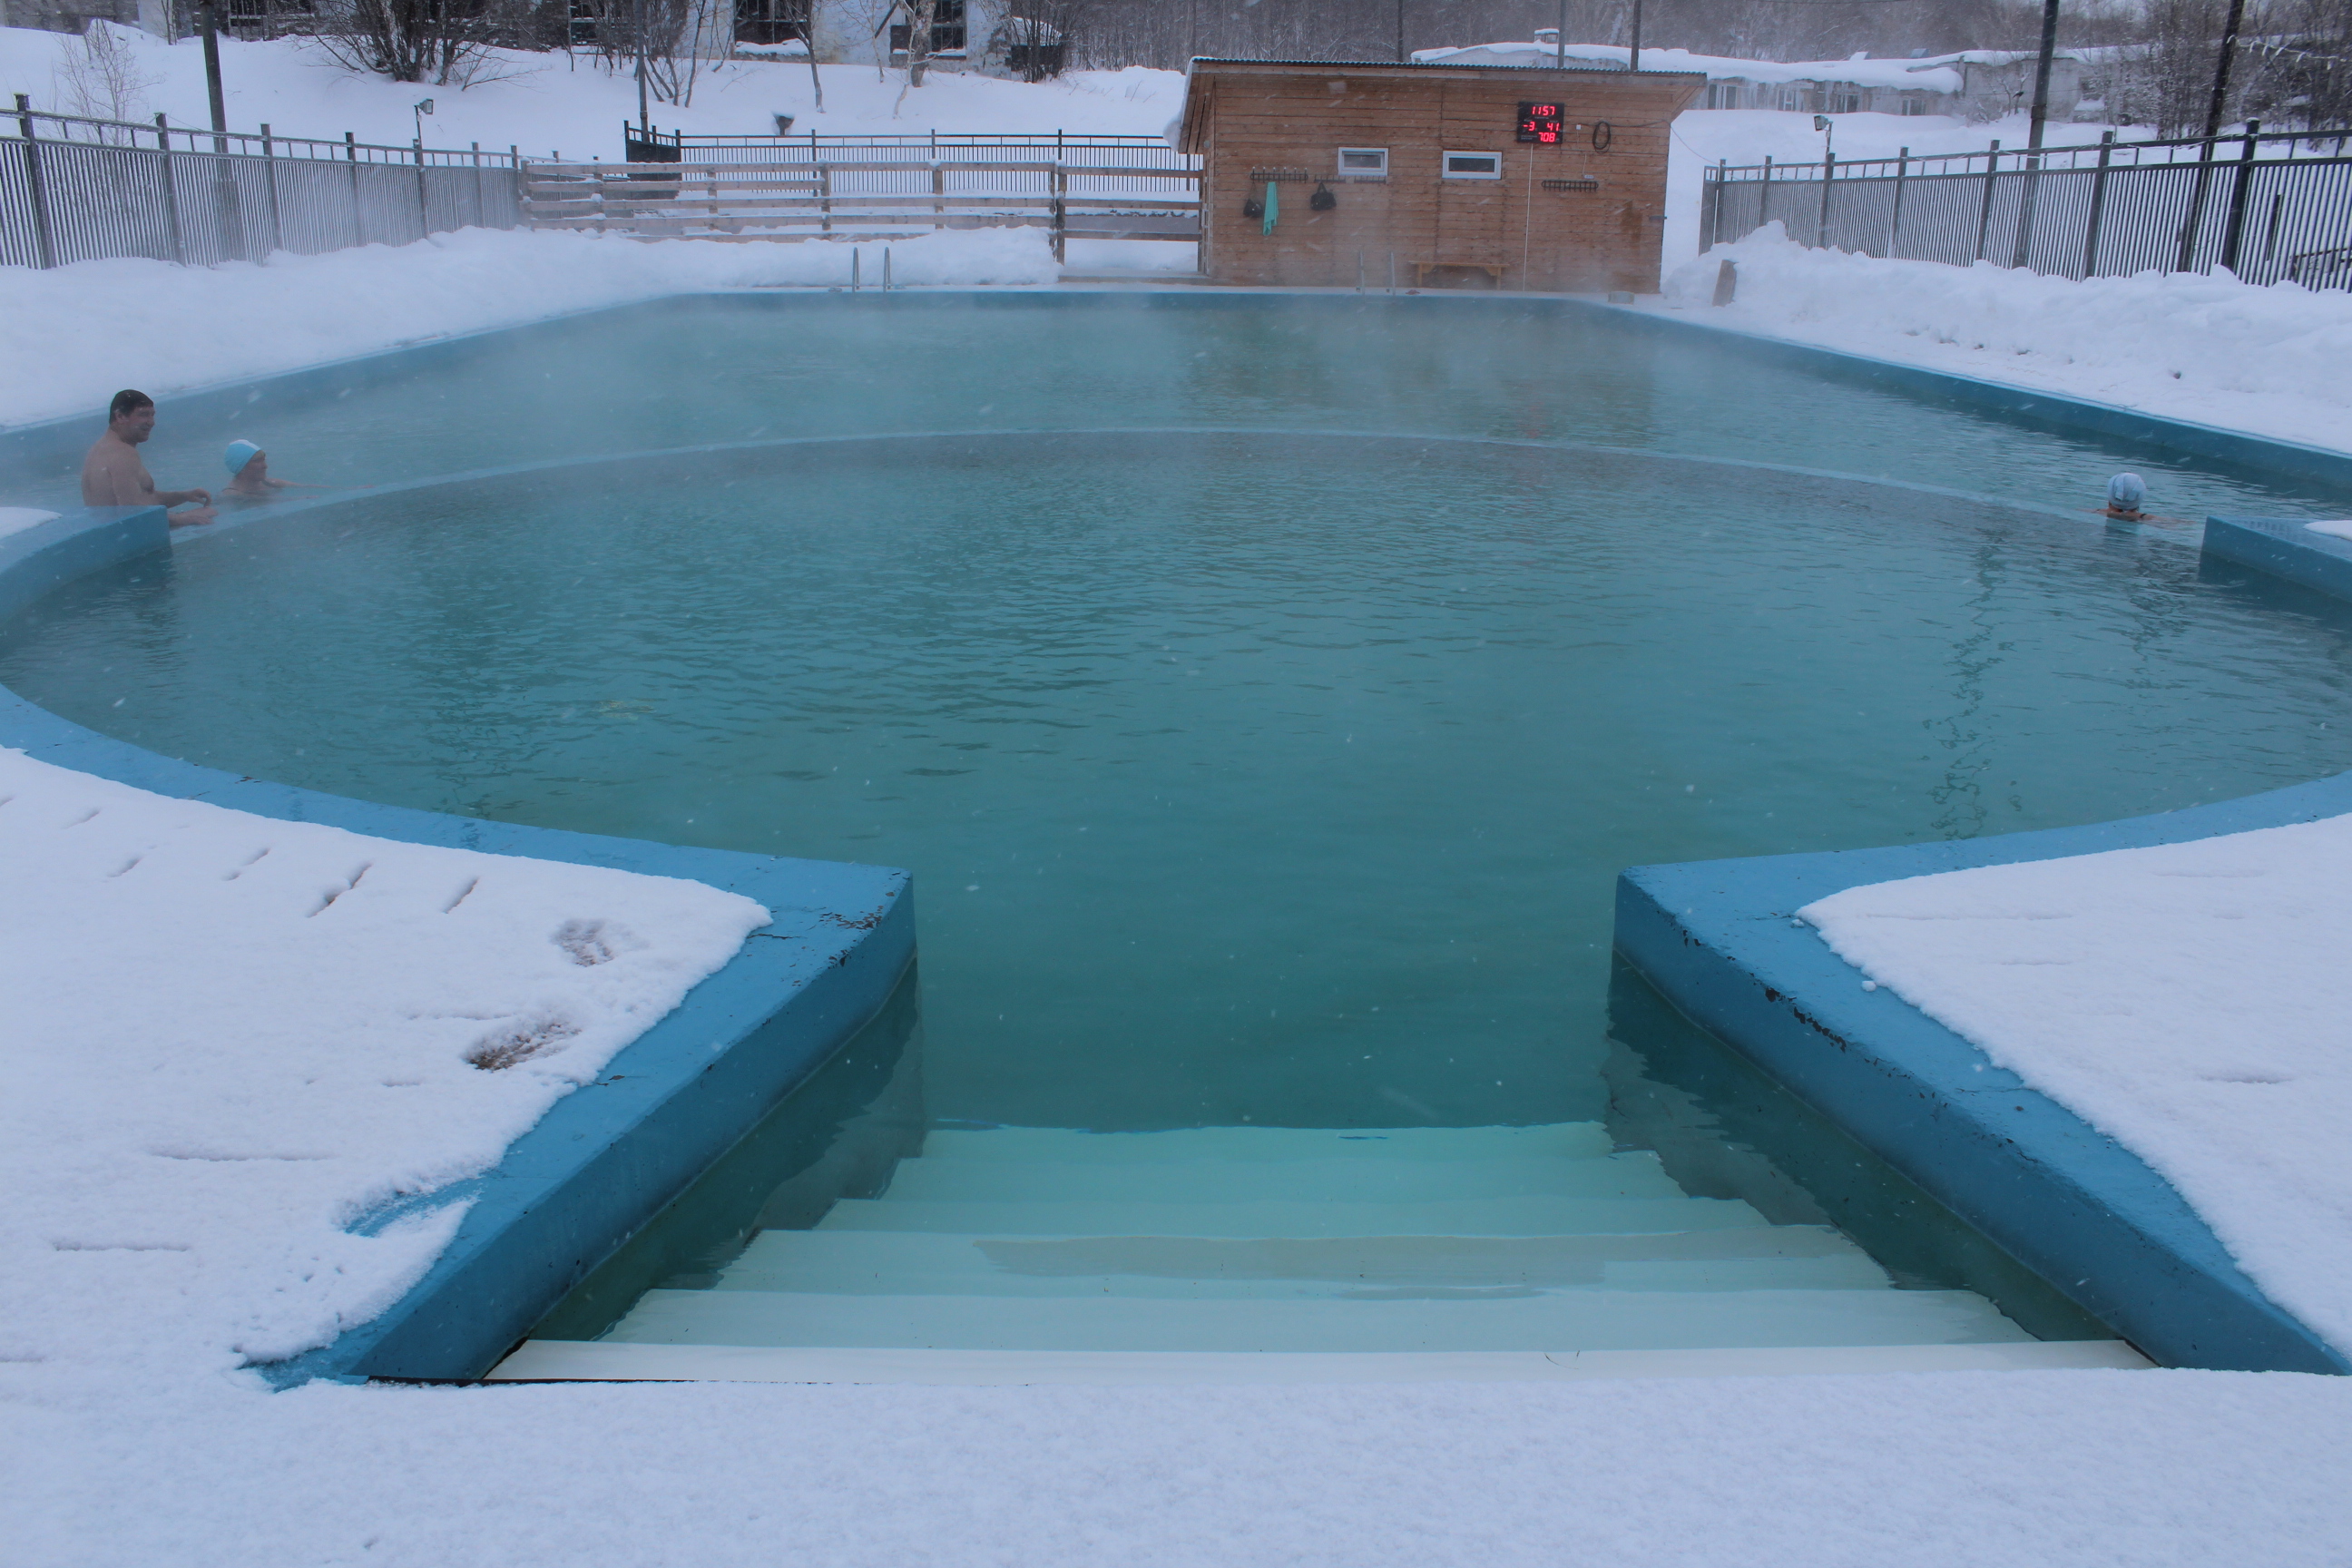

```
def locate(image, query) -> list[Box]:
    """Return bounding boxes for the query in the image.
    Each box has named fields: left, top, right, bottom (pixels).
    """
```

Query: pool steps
left=554, top=1122, right=2102, bottom=1363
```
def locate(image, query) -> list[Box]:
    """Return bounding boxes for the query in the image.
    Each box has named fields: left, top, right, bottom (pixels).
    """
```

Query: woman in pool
left=220, top=441, right=321, bottom=504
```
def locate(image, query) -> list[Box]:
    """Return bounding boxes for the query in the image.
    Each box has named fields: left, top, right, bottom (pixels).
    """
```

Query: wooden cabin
left=1175, top=59, right=1705, bottom=293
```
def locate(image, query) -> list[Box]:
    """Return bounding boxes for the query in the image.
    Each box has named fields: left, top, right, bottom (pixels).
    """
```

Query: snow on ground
left=1653, top=223, right=2352, bottom=453
left=1802, top=816, right=2352, bottom=1359
left=0, top=744, right=768, bottom=1380
left=0, top=223, right=1055, bottom=431
left=14, top=1354, right=2352, bottom=1567
left=0, top=24, right=1186, bottom=156
left=10, top=32, right=2352, bottom=1561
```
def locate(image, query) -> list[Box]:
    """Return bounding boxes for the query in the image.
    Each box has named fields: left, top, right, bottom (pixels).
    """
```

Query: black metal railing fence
left=1700, top=126, right=2352, bottom=288
left=2, top=99, right=528, bottom=270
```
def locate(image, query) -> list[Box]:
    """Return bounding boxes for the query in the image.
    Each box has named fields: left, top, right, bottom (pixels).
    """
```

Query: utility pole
left=634, top=0, right=650, bottom=134
left=2178, top=0, right=2249, bottom=270
left=2201, top=0, right=2249, bottom=140
left=1630, top=0, right=1642, bottom=72
left=1556, top=0, right=1566, bottom=69
left=2012, top=0, right=2061, bottom=269
left=198, top=0, right=227, bottom=137
left=1396, top=0, right=1405, bottom=64
left=2024, top=0, right=2060, bottom=154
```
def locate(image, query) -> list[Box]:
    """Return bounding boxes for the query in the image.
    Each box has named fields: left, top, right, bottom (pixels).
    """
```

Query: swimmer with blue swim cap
left=2094, top=471, right=2189, bottom=527
left=220, top=440, right=319, bottom=503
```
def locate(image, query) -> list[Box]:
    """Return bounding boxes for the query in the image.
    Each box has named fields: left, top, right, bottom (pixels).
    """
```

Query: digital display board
left=1516, top=102, right=1564, bottom=144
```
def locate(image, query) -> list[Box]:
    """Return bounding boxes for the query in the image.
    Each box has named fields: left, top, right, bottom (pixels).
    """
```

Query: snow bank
left=0, top=745, right=767, bottom=1377
left=1657, top=225, right=2352, bottom=453
left=13, top=1345, right=2352, bottom=1564
left=0, top=223, right=1055, bottom=431
left=1802, top=813, right=2352, bottom=1356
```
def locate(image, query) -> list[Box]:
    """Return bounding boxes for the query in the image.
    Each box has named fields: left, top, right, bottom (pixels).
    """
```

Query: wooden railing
left=523, top=156, right=1200, bottom=260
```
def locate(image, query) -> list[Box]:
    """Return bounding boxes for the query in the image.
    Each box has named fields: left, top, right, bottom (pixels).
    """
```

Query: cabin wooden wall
left=1184, top=65, right=1703, bottom=293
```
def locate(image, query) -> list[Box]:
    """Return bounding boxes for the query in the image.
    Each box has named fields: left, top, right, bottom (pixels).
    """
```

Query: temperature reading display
left=1517, top=102, right=1564, bottom=143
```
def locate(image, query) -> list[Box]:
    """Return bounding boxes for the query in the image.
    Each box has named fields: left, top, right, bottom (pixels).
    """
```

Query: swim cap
left=224, top=440, right=261, bottom=476
left=2107, top=472, right=2147, bottom=509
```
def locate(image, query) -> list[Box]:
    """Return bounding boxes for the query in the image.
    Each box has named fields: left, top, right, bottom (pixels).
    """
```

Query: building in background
left=0, top=0, right=170, bottom=37
left=1178, top=58, right=1703, bottom=292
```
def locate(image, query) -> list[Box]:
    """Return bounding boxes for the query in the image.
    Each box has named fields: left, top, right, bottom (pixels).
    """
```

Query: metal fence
left=2, top=98, right=527, bottom=270
left=1700, top=127, right=2352, bottom=289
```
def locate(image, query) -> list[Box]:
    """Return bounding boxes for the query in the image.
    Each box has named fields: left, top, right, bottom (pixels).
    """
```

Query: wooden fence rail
left=523, top=156, right=1201, bottom=261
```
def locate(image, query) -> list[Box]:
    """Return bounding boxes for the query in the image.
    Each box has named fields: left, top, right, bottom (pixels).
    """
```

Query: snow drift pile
left=1662, top=224, right=2352, bottom=451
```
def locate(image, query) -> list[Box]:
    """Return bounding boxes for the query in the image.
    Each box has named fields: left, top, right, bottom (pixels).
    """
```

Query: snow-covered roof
left=1403, top=40, right=2086, bottom=95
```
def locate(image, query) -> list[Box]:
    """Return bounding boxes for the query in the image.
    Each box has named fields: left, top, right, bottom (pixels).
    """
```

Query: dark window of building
left=736, top=0, right=809, bottom=45
left=889, top=0, right=967, bottom=57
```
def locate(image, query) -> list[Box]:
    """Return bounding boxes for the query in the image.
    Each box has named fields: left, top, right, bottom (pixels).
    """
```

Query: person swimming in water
left=219, top=440, right=321, bottom=504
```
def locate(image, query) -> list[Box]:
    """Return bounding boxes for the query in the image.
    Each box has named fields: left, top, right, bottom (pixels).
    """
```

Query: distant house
left=1412, top=38, right=2086, bottom=122
left=0, top=0, right=168, bottom=38
left=1, top=0, right=1060, bottom=80
left=735, top=1, right=1057, bottom=74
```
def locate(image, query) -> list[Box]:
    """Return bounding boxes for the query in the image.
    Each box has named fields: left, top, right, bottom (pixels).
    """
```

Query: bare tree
left=902, top=0, right=938, bottom=84
left=311, top=0, right=530, bottom=85
left=51, top=20, right=163, bottom=133
left=574, top=0, right=717, bottom=109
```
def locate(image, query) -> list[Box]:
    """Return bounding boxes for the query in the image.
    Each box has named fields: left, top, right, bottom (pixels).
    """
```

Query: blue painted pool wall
left=1616, top=771, right=2352, bottom=1374
left=2201, top=515, right=2352, bottom=603
left=0, top=506, right=169, bottom=622
left=1572, top=300, right=2352, bottom=498
left=0, top=505, right=917, bottom=1386
left=319, top=897, right=916, bottom=1383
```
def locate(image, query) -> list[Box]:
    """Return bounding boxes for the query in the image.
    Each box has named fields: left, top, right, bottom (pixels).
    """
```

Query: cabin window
left=1337, top=147, right=1389, bottom=177
left=1704, top=82, right=1741, bottom=110
left=1443, top=151, right=1503, bottom=180
left=1900, top=97, right=1926, bottom=115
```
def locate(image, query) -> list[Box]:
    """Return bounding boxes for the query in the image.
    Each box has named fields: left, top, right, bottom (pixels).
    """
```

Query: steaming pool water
left=11, top=294, right=2352, bottom=1357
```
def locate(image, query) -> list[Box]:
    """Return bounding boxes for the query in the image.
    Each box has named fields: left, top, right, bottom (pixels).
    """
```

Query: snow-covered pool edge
left=0, top=505, right=918, bottom=1386
left=1615, top=763, right=2352, bottom=1375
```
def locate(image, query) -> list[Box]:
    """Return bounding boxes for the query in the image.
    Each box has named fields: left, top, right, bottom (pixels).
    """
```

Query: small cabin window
left=1337, top=147, right=1389, bottom=176
left=1443, top=151, right=1503, bottom=180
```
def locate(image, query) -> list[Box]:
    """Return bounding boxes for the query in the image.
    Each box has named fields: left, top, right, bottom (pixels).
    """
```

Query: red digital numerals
left=1516, top=103, right=1564, bottom=143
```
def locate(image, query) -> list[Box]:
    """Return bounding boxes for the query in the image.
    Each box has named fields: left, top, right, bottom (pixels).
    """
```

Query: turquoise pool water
left=6, top=387, right=2351, bottom=1134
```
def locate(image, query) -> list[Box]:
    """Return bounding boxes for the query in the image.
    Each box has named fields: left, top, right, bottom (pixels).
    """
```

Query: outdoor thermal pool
left=5, top=293, right=2352, bottom=1359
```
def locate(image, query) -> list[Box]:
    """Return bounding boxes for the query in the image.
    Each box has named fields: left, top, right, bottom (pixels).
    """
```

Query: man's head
left=108, top=389, right=156, bottom=444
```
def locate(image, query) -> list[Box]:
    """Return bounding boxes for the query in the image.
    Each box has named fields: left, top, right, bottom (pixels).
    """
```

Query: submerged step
left=917, top=1123, right=1617, bottom=1165
left=815, top=1194, right=1774, bottom=1238
left=603, top=1286, right=2034, bottom=1354
left=715, top=1228, right=1895, bottom=1298
left=496, top=1338, right=2154, bottom=1385
left=879, top=1152, right=1687, bottom=1205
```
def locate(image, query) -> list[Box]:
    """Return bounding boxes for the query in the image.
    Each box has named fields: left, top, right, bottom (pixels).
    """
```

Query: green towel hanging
left=1261, top=181, right=1278, bottom=236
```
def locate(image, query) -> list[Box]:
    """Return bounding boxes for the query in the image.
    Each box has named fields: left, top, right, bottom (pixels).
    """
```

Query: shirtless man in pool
left=81, top=389, right=217, bottom=528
